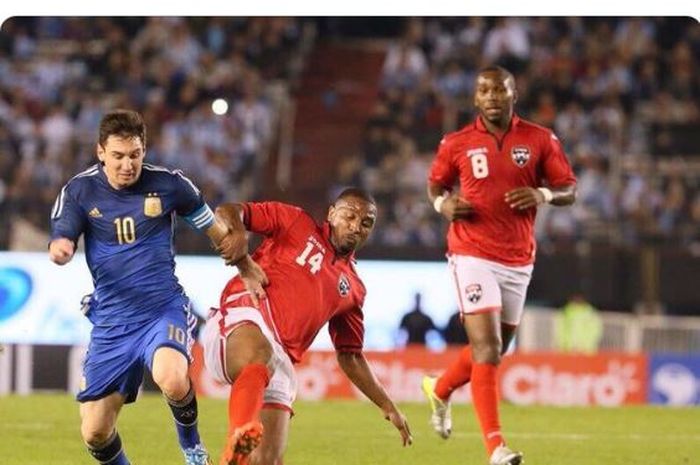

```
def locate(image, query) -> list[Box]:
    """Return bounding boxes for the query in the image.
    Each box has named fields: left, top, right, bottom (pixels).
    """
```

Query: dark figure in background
left=398, top=293, right=438, bottom=346
left=443, top=311, right=469, bottom=345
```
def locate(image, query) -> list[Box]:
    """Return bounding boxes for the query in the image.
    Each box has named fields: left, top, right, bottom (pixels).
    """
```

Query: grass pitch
left=0, top=394, right=697, bottom=465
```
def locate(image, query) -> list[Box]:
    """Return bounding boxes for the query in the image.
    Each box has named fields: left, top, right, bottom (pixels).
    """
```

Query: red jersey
left=428, top=115, right=576, bottom=266
left=220, top=202, right=366, bottom=363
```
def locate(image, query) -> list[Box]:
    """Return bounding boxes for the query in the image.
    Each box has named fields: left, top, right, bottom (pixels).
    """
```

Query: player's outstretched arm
left=48, top=238, right=75, bottom=265
left=336, top=351, right=413, bottom=446
left=210, top=203, right=248, bottom=265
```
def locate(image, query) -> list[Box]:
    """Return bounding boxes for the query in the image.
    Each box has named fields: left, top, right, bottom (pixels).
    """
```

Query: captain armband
left=184, top=204, right=215, bottom=231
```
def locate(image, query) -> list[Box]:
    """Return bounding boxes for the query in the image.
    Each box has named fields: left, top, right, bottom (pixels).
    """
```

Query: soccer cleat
left=183, top=443, right=213, bottom=465
left=219, top=421, right=264, bottom=465
left=421, top=375, right=452, bottom=439
left=489, top=444, right=524, bottom=465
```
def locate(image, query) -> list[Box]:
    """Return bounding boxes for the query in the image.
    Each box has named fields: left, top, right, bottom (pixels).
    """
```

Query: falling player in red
left=422, top=66, right=576, bottom=465
left=203, top=188, right=412, bottom=465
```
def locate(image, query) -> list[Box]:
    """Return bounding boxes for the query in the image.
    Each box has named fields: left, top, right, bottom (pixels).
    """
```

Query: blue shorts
left=77, top=303, right=198, bottom=404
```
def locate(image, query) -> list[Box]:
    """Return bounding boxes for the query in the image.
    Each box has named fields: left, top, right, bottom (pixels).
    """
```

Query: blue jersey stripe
left=51, top=165, right=99, bottom=219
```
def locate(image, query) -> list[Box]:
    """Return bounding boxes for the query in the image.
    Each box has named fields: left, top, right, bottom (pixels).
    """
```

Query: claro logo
left=501, top=360, right=642, bottom=406
left=0, top=267, right=33, bottom=321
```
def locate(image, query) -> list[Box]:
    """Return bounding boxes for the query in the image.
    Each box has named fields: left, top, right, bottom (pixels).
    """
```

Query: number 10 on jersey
left=114, top=216, right=136, bottom=244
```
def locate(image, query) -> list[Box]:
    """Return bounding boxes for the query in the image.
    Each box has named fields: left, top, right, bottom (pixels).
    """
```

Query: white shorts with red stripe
left=448, top=254, right=533, bottom=326
left=201, top=293, right=297, bottom=413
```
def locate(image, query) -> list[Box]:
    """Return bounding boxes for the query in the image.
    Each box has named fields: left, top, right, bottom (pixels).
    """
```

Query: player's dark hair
left=98, top=109, right=147, bottom=148
left=335, top=187, right=376, bottom=206
left=477, top=65, right=515, bottom=83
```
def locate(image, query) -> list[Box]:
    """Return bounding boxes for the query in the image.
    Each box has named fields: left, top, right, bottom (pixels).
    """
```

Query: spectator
left=442, top=311, right=468, bottom=345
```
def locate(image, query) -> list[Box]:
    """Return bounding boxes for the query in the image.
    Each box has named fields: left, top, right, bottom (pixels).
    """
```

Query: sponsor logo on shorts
left=338, top=274, right=351, bottom=297
left=465, top=283, right=482, bottom=303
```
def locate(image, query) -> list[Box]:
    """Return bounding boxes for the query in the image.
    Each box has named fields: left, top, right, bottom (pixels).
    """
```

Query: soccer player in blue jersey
left=49, top=110, right=254, bottom=465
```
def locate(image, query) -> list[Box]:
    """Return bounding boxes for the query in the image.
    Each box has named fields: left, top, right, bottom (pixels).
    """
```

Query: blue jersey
left=50, top=163, right=215, bottom=326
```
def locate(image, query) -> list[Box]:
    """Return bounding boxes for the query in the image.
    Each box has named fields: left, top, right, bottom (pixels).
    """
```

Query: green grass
left=0, top=394, right=697, bottom=465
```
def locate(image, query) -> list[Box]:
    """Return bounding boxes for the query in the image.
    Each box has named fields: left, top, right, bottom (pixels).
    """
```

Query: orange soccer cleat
left=219, top=421, right=264, bottom=465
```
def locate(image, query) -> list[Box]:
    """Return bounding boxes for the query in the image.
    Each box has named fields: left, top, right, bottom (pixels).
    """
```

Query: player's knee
left=470, top=342, right=502, bottom=365
left=153, top=368, right=189, bottom=399
left=80, top=422, right=113, bottom=447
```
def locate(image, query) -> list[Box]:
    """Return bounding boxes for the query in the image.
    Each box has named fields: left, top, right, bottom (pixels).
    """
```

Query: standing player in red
left=202, top=188, right=412, bottom=465
left=421, top=66, right=576, bottom=465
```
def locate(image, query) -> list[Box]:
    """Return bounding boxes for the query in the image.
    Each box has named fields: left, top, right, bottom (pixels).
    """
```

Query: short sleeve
left=540, top=131, right=577, bottom=187
left=173, top=170, right=215, bottom=230
left=242, top=201, right=304, bottom=237
left=50, top=184, right=86, bottom=242
left=428, top=135, right=459, bottom=188
left=329, top=307, right=364, bottom=353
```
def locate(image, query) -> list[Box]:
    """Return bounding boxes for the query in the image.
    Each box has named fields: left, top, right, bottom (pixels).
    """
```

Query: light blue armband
left=184, top=204, right=215, bottom=231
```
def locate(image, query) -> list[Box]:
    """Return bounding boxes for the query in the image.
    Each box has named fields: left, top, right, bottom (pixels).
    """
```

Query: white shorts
left=201, top=295, right=297, bottom=412
left=448, top=255, right=533, bottom=326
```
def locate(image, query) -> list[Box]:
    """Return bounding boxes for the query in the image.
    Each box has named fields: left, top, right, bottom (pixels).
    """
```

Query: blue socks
left=166, top=382, right=201, bottom=450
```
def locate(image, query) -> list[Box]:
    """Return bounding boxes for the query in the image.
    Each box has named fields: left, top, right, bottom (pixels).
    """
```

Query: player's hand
left=217, top=230, right=248, bottom=266
left=384, top=406, right=413, bottom=446
left=237, top=255, right=269, bottom=306
left=440, top=194, right=473, bottom=221
left=49, top=238, right=75, bottom=265
left=505, top=187, right=545, bottom=211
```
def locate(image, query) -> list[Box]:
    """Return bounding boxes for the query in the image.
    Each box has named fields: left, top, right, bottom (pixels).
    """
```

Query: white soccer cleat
left=421, top=375, right=452, bottom=439
left=489, top=444, right=524, bottom=465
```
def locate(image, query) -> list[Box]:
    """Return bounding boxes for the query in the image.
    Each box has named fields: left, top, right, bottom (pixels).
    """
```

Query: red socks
left=471, top=362, right=503, bottom=455
left=435, top=346, right=473, bottom=401
left=228, top=363, right=270, bottom=433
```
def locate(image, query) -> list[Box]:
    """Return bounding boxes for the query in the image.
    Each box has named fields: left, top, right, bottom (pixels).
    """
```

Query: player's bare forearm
left=336, top=351, right=394, bottom=412
left=550, top=184, right=577, bottom=206
left=506, top=183, right=577, bottom=210
left=236, top=255, right=269, bottom=305
left=205, top=217, right=231, bottom=246
left=337, top=351, right=413, bottom=446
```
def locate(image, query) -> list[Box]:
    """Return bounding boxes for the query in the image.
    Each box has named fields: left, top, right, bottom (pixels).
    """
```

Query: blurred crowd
left=342, top=18, right=700, bottom=250
left=0, top=17, right=306, bottom=250
left=1, top=17, right=699, bottom=255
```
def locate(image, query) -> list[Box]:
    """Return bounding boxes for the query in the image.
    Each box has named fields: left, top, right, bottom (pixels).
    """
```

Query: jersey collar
left=97, top=162, right=144, bottom=192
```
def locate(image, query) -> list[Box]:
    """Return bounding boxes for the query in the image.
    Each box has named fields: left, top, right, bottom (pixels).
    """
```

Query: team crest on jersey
left=338, top=273, right=351, bottom=297
left=465, top=283, right=482, bottom=304
left=144, top=193, right=162, bottom=217
left=511, top=146, right=531, bottom=167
